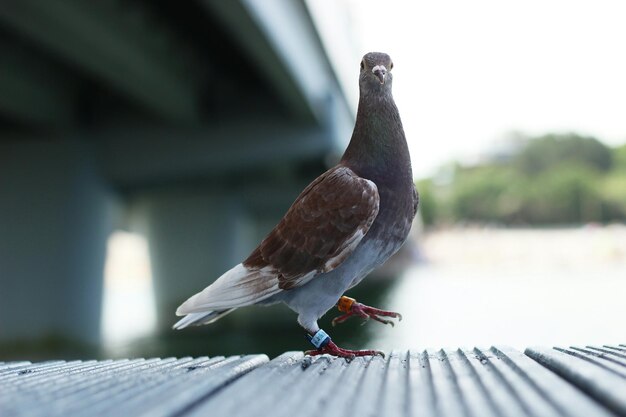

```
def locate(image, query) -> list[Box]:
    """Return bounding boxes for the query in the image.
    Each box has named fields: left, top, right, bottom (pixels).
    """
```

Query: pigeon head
left=359, top=52, right=394, bottom=93
left=342, top=51, right=409, bottom=178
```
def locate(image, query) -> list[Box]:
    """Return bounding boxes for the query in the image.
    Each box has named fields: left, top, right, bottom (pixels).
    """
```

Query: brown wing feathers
left=243, top=166, right=379, bottom=290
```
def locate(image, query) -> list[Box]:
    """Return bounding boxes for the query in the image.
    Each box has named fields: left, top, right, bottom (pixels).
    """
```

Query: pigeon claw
left=332, top=302, right=402, bottom=327
left=305, top=341, right=384, bottom=361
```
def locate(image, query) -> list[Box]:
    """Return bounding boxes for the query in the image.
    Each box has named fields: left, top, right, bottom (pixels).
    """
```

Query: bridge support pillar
left=135, top=189, right=254, bottom=331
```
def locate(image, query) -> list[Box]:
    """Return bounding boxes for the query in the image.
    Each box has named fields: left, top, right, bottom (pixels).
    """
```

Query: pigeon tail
left=172, top=309, right=235, bottom=330
left=175, top=263, right=280, bottom=315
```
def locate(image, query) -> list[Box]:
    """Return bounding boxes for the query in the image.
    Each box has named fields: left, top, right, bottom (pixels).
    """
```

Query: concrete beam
left=97, top=121, right=336, bottom=187
left=202, top=0, right=347, bottom=125
left=0, top=41, right=74, bottom=125
left=0, top=0, right=199, bottom=123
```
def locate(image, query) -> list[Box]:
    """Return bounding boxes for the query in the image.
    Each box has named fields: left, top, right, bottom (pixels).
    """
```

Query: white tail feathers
left=175, top=263, right=280, bottom=316
left=172, top=309, right=235, bottom=330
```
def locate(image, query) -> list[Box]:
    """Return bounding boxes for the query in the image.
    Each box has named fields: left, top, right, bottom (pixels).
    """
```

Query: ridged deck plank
left=526, top=345, right=626, bottom=416
left=0, top=355, right=268, bottom=417
left=1, top=344, right=624, bottom=417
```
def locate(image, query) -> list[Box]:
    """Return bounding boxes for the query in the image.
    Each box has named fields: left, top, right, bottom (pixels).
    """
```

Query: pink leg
left=332, top=296, right=402, bottom=327
left=305, top=341, right=384, bottom=359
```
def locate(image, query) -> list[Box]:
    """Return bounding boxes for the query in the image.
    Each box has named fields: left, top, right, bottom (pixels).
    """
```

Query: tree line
left=417, top=133, right=626, bottom=226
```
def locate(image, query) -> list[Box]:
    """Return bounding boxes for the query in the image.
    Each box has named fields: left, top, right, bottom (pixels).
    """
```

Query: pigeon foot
left=332, top=296, right=402, bottom=327
left=305, top=340, right=384, bottom=360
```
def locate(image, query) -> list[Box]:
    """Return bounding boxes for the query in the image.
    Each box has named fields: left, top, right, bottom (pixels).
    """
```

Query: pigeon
left=174, top=52, right=418, bottom=359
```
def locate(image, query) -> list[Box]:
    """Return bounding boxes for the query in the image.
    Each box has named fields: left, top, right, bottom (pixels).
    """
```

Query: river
left=370, top=225, right=626, bottom=350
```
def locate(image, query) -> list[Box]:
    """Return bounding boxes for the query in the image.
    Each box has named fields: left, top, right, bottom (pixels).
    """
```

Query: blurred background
left=1, top=0, right=624, bottom=361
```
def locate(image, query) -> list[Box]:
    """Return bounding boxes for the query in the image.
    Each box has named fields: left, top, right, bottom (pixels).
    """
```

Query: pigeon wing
left=176, top=165, right=379, bottom=315
left=244, top=165, right=380, bottom=290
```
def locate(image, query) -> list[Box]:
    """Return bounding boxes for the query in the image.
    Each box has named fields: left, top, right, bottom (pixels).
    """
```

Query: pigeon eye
left=360, top=60, right=365, bottom=70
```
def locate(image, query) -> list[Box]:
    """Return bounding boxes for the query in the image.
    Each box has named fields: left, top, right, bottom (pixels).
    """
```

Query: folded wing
left=176, top=165, right=380, bottom=315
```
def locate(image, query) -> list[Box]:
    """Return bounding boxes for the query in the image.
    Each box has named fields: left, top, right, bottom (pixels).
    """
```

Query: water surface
left=371, top=226, right=626, bottom=350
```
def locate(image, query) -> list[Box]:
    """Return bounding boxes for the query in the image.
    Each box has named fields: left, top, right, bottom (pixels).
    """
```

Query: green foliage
left=613, top=144, right=626, bottom=171
left=420, top=134, right=626, bottom=226
left=415, top=179, right=437, bottom=226
left=519, top=164, right=601, bottom=224
left=514, top=133, right=612, bottom=175
left=601, top=172, right=626, bottom=218
left=449, top=166, right=513, bottom=223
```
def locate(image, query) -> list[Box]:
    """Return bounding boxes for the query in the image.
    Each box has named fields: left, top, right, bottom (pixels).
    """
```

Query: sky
left=310, top=0, right=626, bottom=178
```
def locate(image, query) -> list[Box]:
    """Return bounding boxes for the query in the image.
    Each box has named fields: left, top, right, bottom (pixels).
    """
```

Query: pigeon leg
left=304, top=329, right=384, bottom=359
left=332, top=296, right=402, bottom=327
left=305, top=340, right=384, bottom=360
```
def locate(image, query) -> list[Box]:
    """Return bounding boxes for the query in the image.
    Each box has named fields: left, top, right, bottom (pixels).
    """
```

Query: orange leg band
left=337, top=296, right=356, bottom=313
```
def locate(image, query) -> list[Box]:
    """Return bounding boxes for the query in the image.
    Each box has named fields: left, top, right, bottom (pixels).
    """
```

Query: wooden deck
left=1, top=344, right=625, bottom=417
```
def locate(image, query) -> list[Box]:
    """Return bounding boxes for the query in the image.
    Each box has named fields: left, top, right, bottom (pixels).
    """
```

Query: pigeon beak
left=372, top=65, right=387, bottom=84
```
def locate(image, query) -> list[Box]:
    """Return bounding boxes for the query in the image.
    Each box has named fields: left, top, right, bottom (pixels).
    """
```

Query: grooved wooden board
left=2, top=344, right=625, bottom=417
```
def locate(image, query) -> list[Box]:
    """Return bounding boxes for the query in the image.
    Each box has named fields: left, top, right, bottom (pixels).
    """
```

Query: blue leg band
left=306, top=329, right=331, bottom=349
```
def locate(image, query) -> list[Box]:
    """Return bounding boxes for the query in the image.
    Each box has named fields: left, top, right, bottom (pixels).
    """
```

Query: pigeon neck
left=341, top=92, right=412, bottom=183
